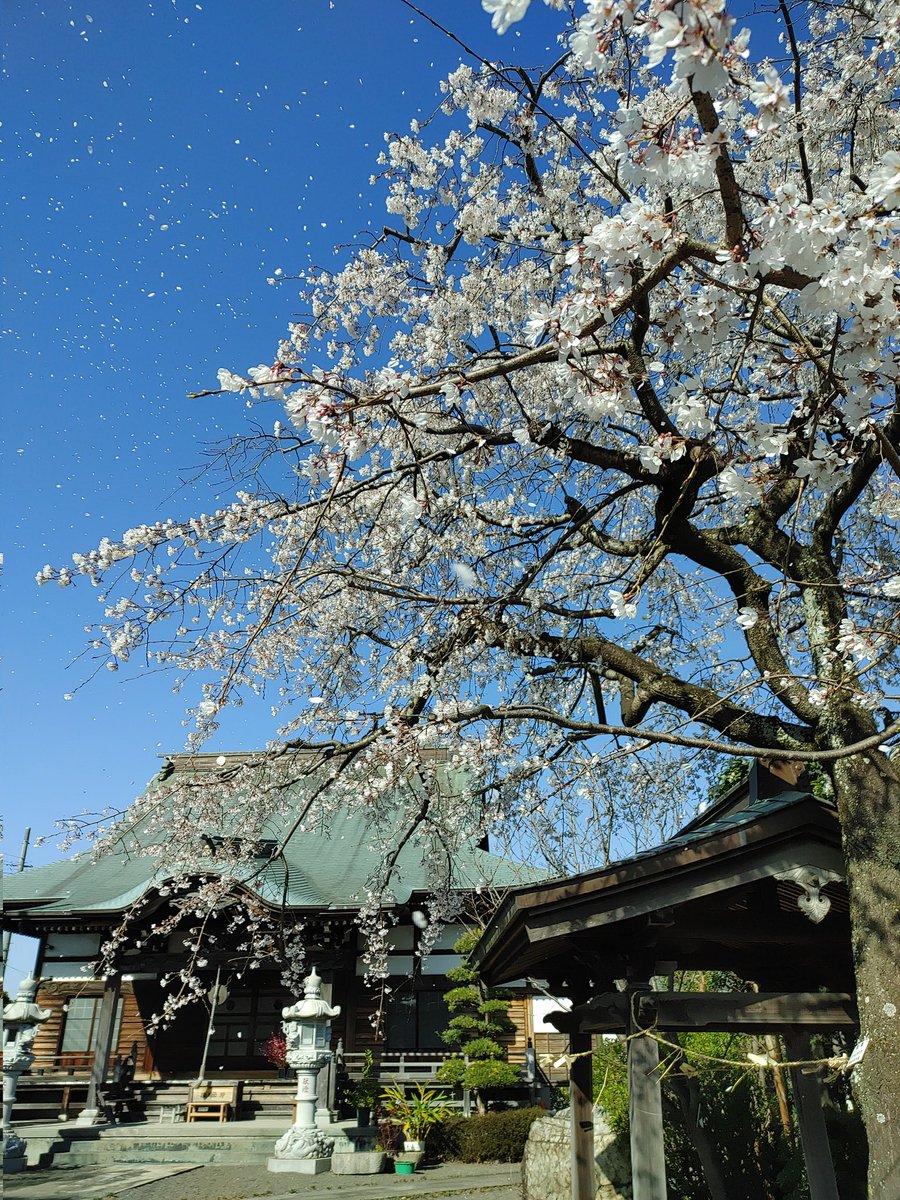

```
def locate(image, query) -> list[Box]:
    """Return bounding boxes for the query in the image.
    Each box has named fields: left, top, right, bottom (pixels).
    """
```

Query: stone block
left=266, top=1155, right=331, bottom=1174
left=522, top=1107, right=631, bottom=1200
left=330, top=1150, right=386, bottom=1174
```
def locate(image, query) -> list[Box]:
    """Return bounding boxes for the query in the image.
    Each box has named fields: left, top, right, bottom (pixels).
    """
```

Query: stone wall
left=522, top=1107, right=631, bottom=1200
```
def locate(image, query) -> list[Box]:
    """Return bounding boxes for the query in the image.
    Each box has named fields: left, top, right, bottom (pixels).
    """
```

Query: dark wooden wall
left=30, top=981, right=154, bottom=1077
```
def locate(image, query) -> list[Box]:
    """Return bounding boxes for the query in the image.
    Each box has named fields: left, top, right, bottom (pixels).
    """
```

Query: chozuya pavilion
left=475, top=759, right=859, bottom=1200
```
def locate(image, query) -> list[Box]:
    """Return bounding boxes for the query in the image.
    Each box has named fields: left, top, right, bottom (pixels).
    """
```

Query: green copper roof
left=5, top=752, right=545, bottom=920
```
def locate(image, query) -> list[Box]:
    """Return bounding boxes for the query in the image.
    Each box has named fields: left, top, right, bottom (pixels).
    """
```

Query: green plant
left=375, top=1116, right=401, bottom=1156
left=349, top=1048, right=380, bottom=1109
left=379, top=1080, right=454, bottom=1141
left=439, top=1107, right=544, bottom=1162
left=436, top=929, right=520, bottom=1112
left=591, top=1025, right=798, bottom=1199
left=708, top=757, right=833, bottom=805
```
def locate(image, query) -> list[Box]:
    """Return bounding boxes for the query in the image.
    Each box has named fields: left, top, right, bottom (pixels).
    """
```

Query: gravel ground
left=9, top=1162, right=524, bottom=1200
left=125, top=1163, right=523, bottom=1200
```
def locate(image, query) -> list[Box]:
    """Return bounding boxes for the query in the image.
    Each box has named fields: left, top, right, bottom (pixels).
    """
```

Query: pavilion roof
left=474, top=787, right=850, bottom=992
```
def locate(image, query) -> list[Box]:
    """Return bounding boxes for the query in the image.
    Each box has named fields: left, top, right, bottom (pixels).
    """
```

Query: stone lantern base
left=267, top=1124, right=334, bottom=1174
left=266, top=1155, right=331, bottom=1175
left=3, top=1130, right=29, bottom=1174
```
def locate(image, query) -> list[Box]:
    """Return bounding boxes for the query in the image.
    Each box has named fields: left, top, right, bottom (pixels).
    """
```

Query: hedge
left=429, top=1106, right=546, bottom=1163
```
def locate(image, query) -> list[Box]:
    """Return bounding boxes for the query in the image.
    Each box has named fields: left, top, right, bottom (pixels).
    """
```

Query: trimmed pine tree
left=436, top=928, right=520, bottom=1114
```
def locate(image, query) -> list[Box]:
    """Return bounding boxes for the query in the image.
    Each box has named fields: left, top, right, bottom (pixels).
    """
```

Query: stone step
left=14, top=1078, right=300, bottom=1124
left=23, top=1122, right=359, bottom=1169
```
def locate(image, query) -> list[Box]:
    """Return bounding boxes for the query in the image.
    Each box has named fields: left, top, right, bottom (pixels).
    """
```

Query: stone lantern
left=267, top=966, right=341, bottom=1175
left=3, top=978, right=51, bottom=1174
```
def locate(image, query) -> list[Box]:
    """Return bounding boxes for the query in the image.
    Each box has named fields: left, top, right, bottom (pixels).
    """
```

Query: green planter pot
left=395, top=1160, right=415, bottom=1175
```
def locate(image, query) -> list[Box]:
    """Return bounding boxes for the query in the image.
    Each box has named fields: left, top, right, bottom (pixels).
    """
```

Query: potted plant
left=377, top=1116, right=401, bottom=1160
left=260, top=1032, right=289, bottom=1077
left=380, top=1080, right=453, bottom=1154
left=348, top=1048, right=380, bottom=1125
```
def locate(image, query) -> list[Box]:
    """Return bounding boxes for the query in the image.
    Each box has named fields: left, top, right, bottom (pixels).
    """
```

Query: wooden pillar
left=569, top=1030, right=595, bottom=1200
left=628, top=1031, right=667, bottom=1200
left=784, top=1032, right=840, bottom=1200
left=77, top=973, right=121, bottom=1124
left=317, top=974, right=335, bottom=1123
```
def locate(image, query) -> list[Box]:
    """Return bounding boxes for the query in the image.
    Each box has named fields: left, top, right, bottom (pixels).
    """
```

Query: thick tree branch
left=443, top=703, right=900, bottom=761
left=478, top=618, right=813, bottom=748
left=690, top=90, right=745, bottom=249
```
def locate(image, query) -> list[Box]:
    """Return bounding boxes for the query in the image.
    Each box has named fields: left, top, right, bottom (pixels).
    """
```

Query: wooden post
left=628, top=1032, right=667, bottom=1200
left=784, top=1032, right=840, bottom=1200
left=569, top=1030, right=595, bottom=1200
left=77, top=973, right=121, bottom=1124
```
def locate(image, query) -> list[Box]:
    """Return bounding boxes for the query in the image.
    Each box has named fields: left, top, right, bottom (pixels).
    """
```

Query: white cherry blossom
left=48, top=5, right=900, bottom=1179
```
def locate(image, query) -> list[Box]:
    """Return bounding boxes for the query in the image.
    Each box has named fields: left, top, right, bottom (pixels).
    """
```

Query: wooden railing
left=26, top=1041, right=567, bottom=1086
left=341, top=1046, right=536, bottom=1081
left=28, top=1051, right=108, bottom=1075
left=342, top=1050, right=452, bottom=1081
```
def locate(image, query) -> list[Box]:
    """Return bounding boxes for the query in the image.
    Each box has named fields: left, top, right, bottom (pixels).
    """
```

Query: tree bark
left=831, top=746, right=900, bottom=1197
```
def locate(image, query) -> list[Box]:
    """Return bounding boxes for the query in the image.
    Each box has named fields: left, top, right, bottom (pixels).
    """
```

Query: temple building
left=4, top=750, right=554, bottom=1098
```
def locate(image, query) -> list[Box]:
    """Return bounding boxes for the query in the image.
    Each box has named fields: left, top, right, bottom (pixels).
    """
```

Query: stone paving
left=3, top=1161, right=524, bottom=1200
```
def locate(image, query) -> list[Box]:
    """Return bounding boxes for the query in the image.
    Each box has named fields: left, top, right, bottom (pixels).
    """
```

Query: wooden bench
left=185, top=1082, right=241, bottom=1122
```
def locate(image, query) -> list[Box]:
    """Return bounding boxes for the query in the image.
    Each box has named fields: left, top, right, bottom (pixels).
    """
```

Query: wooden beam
left=785, top=1032, right=840, bottom=1200
left=550, top=991, right=857, bottom=1034
left=628, top=1032, right=667, bottom=1200
left=568, top=1031, right=595, bottom=1200
left=77, top=973, right=121, bottom=1124
left=524, top=838, right=845, bottom=944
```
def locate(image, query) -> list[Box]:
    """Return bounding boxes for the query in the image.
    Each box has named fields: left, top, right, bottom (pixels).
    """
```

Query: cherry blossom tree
left=44, top=0, right=898, bottom=1186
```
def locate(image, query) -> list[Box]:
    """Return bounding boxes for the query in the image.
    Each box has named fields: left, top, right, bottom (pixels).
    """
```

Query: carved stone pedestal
left=268, top=1125, right=334, bottom=1173
left=3, top=1130, right=28, bottom=1174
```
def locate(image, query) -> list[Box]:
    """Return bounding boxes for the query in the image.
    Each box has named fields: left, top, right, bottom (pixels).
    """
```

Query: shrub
left=379, top=1080, right=454, bottom=1141
left=427, top=1113, right=466, bottom=1162
left=259, top=1032, right=288, bottom=1069
left=591, top=1026, right=799, bottom=1199
left=432, top=1107, right=545, bottom=1163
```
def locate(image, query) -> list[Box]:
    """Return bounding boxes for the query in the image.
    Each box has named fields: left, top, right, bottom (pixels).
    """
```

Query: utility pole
left=2, top=828, right=31, bottom=968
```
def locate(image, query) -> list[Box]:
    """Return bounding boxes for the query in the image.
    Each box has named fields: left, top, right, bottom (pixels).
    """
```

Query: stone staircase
left=14, top=1076, right=298, bottom=1125
left=22, top=1118, right=361, bottom=1169
left=23, top=1123, right=285, bottom=1168
left=13, top=1077, right=323, bottom=1169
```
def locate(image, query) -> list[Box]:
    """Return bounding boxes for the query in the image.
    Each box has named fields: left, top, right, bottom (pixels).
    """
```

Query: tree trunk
left=831, top=746, right=900, bottom=1198
left=665, top=1071, right=730, bottom=1200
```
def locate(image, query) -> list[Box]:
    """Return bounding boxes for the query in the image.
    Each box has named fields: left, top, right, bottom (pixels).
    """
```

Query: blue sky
left=3, top=1, right=567, bottom=979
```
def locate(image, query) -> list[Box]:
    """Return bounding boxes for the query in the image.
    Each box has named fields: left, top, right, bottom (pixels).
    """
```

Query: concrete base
left=331, top=1150, right=386, bottom=1175
left=266, top=1155, right=330, bottom=1174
